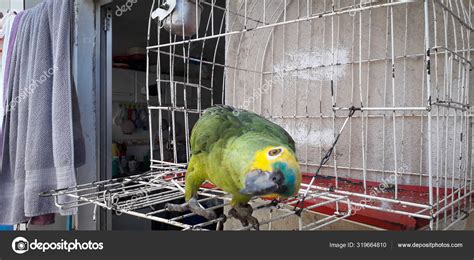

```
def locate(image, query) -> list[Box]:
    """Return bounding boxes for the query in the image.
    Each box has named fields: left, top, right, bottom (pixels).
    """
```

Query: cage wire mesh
left=43, top=0, right=473, bottom=230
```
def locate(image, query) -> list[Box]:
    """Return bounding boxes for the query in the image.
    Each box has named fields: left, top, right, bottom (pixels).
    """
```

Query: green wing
left=191, top=105, right=296, bottom=155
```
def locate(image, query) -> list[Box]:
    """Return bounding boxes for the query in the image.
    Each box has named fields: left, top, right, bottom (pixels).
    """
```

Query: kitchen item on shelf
left=113, top=55, right=130, bottom=63
left=121, top=106, right=135, bottom=134
left=130, top=107, right=137, bottom=122
left=139, top=108, right=148, bottom=130
left=154, top=0, right=202, bottom=37
left=121, top=118, right=135, bottom=134
left=112, top=63, right=130, bottom=69
left=112, top=157, right=120, bottom=177
left=128, top=159, right=137, bottom=174
left=118, top=142, right=127, bottom=157
left=120, top=156, right=128, bottom=173
left=134, top=108, right=145, bottom=130
left=113, top=105, right=124, bottom=127
left=112, top=143, right=120, bottom=157
left=126, top=47, right=146, bottom=61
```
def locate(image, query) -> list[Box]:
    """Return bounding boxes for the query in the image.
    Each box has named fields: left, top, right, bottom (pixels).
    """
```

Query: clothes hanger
left=5, top=9, right=17, bottom=15
left=1, top=9, right=16, bottom=19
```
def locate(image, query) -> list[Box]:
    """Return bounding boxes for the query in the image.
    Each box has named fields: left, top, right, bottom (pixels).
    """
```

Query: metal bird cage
left=44, top=0, right=473, bottom=231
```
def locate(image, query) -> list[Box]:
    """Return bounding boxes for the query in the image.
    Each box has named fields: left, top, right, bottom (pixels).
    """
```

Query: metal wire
left=42, top=0, right=473, bottom=231
left=41, top=170, right=350, bottom=230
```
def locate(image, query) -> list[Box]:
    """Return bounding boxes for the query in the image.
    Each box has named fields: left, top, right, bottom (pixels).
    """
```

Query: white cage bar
left=43, top=0, right=473, bottom=230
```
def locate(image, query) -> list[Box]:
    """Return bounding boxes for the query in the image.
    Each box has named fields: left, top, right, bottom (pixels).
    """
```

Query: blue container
left=0, top=225, right=13, bottom=231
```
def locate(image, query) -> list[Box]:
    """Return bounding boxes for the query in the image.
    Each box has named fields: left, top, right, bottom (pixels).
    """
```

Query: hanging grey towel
left=0, top=0, right=85, bottom=225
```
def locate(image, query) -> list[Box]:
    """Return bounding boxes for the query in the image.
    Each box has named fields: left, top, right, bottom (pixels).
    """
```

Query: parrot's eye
left=267, top=148, right=283, bottom=158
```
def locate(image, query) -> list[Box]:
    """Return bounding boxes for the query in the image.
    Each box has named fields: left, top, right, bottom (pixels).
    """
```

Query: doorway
left=98, top=0, right=225, bottom=230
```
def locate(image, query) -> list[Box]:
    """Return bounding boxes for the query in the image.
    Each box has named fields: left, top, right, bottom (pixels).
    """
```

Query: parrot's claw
left=228, top=203, right=260, bottom=231
left=165, top=197, right=217, bottom=220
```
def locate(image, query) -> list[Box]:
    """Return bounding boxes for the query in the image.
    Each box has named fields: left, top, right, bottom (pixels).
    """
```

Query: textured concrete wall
left=225, top=0, right=473, bottom=189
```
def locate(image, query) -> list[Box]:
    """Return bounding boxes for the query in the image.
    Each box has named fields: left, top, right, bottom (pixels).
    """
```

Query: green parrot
left=166, top=105, right=301, bottom=229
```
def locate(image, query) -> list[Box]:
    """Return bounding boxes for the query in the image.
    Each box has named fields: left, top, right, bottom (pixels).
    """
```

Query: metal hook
left=151, top=0, right=176, bottom=20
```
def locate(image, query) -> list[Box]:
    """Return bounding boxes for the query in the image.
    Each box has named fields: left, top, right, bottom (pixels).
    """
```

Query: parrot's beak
left=240, top=169, right=284, bottom=196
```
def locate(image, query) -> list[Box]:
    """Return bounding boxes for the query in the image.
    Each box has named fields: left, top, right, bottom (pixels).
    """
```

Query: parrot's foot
left=228, top=203, right=259, bottom=231
left=165, top=197, right=217, bottom=220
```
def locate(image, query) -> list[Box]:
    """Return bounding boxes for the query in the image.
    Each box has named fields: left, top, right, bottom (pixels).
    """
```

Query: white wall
left=24, top=0, right=43, bottom=9
left=0, top=1, right=11, bottom=11
left=9, top=0, right=23, bottom=11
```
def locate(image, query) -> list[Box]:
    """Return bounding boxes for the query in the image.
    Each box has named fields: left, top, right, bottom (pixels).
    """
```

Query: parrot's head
left=240, top=146, right=301, bottom=199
